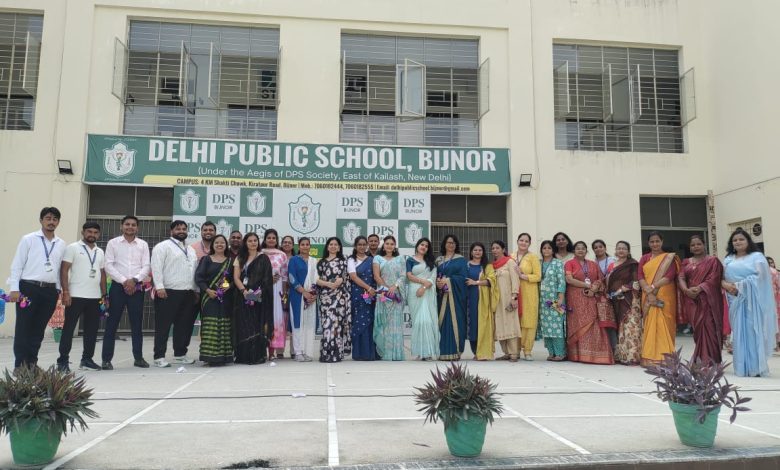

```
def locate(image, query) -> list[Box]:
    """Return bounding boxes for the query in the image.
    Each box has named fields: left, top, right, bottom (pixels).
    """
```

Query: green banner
left=85, top=134, right=511, bottom=193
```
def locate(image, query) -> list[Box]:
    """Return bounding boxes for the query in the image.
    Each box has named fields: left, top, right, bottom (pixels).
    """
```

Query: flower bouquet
left=376, top=286, right=402, bottom=303
left=244, top=287, right=263, bottom=306
left=0, top=289, right=31, bottom=310
left=544, top=299, right=569, bottom=314
left=215, top=270, right=231, bottom=303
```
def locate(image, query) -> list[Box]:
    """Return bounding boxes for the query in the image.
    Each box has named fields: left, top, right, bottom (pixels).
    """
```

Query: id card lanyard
left=40, top=236, right=57, bottom=273
left=82, top=243, right=98, bottom=278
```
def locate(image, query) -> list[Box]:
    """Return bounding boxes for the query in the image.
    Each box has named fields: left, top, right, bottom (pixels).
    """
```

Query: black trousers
left=58, top=297, right=101, bottom=365
left=13, top=280, right=59, bottom=368
left=153, top=289, right=196, bottom=359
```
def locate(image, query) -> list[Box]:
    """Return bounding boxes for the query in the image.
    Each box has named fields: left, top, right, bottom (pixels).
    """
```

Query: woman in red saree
left=638, top=231, right=681, bottom=366
left=677, top=234, right=724, bottom=365
left=564, top=241, right=614, bottom=365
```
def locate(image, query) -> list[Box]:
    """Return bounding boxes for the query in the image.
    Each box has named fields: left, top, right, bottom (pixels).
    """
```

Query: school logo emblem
left=103, top=142, right=135, bottom=178
left=405, top=222, right=423, bottom=246
left=374, top=193, right=393, bottom=218
left=215, top=219, right=233, bottom=236
left=179, top=189, right=201, bottom=214
left=342, top=222, right=361, bottom=245
left=246, top=190, right=267, bottom=215
left=289, top=194, right=321, bottom=235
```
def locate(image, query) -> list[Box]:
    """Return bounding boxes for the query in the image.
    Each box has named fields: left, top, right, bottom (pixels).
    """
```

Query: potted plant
left=0, top=366, right=99, bottom=466
left=413, top=363, right=503, bottom=457
left=644, top=349, right=751, bottom=448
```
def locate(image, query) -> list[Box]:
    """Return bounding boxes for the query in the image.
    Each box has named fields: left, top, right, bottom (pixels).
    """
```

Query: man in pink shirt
left=102, top=216, right=151, bottom=369
left=190, top=221, right=216, bottom=260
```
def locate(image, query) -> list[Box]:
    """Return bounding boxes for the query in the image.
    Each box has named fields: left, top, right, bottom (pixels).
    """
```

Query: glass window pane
left=466, top=196, right=506, bottom=223
left=432, top=195, right=466, bottom=223
left=639, top=197, right=670, bottom=227
left=89, top=186, right=135, bottom=216
left=670, top=197, right=707, bottom=228
left=136, top=187, right=173, bottom=217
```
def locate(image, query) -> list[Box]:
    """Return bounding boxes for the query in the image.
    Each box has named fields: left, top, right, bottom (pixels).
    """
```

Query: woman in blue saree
left=406, top=237, right=439, bottom=360
left=722, top=228, right=778, bottom=377
left=348, top=236, right=378, bottom=360
left=435, top=234, right=468, bottom=361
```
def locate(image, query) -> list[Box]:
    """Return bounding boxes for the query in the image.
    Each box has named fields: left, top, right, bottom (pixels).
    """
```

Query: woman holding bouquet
left=538, top=240, right=567, bottom=361
left=406, top=237, right=439, bottom=360
left=372, top=235, right=406, bottom=361
left=606, top=241, right=642, bottom=365
left=348, top=236, right=378, bottom=361
left=195, top=235, right=234, bottom=366
left=232, top=232, right=274, bottom=364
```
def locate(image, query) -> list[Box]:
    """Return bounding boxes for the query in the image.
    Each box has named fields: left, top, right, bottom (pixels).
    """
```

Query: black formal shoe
left=57, top=362, right=70, bottom=373
left=80, top=359, right=102, bottom=371
left=134, top=358, right=150, bottom=368
left=101, top=361, right=114, bottom=370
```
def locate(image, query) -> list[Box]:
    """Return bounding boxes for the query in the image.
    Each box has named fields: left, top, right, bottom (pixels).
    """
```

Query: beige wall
left=1, top=0, right=777, bottom=336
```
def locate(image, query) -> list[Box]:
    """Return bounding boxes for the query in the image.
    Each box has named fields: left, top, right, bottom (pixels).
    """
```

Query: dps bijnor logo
left=404, top=222, right=424, bottom=246
left=215, top=218, right=234, bottom=236
left=180, top=189, right=201, bottom=214
left=103, top=142, right=135, bottom=178
left=246, top=190, right=267, bottom=215
left=338, top=220, right=369, bottom=247
left=289, top=194, right=321, bottom=235
left=368, top=192, right=398, bottom=219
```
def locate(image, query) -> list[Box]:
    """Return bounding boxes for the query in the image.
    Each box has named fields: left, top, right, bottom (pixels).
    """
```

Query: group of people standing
left=7, top=207, right=779, bottom=378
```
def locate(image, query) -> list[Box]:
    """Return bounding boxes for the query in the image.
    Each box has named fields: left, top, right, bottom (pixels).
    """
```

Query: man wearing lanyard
left=7, top=207, right=66, bottom=371
left=57, top=222, right=106, bottom=372
left=102, top=215, right=151, bottom=370
left=150, top=220, right=198, bottom=367
left=190, top=220, right=216, bottom=260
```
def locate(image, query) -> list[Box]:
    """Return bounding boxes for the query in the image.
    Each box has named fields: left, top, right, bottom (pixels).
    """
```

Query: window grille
left=340, top=34, right=488, bottom=147
left=118, top=21, right=279, bottom=140
left=553, top=44, right=694, bottom=153
left=0, top=13, right=43, bottom=130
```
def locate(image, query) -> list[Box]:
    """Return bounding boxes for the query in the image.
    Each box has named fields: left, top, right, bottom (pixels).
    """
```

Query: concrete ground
left=0, top=334, right=779, bottom=469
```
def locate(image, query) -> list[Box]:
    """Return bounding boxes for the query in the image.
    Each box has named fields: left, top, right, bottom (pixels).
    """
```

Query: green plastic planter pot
left=669, top=402, right=721, bottom=448
left=52, top=327, right=63, bottom=343
left=9, top=419, right=62, bottom=466
left=443, top=417, right=487, bottom=457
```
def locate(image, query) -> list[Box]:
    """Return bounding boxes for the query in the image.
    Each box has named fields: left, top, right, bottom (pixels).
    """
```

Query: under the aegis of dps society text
left=147, top=140, right=499, bottom=172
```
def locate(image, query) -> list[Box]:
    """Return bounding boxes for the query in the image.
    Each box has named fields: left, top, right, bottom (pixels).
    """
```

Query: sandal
left=496, top=355, right=510, bottom=361
left=509, top=356, right=519, bottom=362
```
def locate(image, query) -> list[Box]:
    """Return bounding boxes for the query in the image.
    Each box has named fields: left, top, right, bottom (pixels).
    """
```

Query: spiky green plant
left=644, top=349, right=751, bottom=424
left=0, top=366, right=99, bottom=435
left=413, top=362, right=503, bottom=430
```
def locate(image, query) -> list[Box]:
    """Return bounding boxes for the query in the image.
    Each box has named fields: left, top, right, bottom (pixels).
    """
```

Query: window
left=117, top=21, right=279, bottom=140
left=340, top=34, right=489, bottom=147
left=88, top=185, right=173, bottom=217
left=553, top=44, right=695, bottom=153
left=639, top=196, right=707, bottom=257
left=430, top=195, right=507, bottom=257
left=0, top=13, right=43, bottom=130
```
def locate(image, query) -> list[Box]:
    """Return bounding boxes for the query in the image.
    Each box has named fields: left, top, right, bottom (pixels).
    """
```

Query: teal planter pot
left=669, top=402, right=721, bottom=448
left=52, top=328, right=63, bottom=343
left=443, top=417, right=487, bottom=457
left=9, top=419, right=62, bottom=466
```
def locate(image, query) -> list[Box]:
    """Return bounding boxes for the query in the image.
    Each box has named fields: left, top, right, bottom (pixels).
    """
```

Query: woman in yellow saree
left=637, top=231, right=681, bottom=366
left=466, top=242, right=499, bottom=360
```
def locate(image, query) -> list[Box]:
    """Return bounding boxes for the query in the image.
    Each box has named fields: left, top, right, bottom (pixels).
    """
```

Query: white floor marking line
left=326, top=364, right=340, bottom=466
left=503, top=404, right=591, bottom=455
left=42, top=370, right=212, bottom=470
left=131, top=418, right=326, bottom=425
left=557, top=370, right=780, bottom=441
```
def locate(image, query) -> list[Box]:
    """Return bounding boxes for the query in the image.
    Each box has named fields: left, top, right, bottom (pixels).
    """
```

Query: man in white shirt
left=102, top=215, right=151, bottom=370
left=7, top=207, right=66, bottom=371
left=57, top=222, right=106, bottom=372
left=150, top=220, right=198, bottom=367
left=191, top=220, right=216, bottom=260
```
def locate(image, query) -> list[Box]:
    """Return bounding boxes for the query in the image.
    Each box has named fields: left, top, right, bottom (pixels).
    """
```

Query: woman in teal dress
left=406, top=237, right=439, bottom=360
left=372, top=235, right=407, bottom=361
left=722, top=228, right=777, bottom=377
left=435, top=234, right=468, bottom=361
left=538, top=240, right=567, bottom=361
